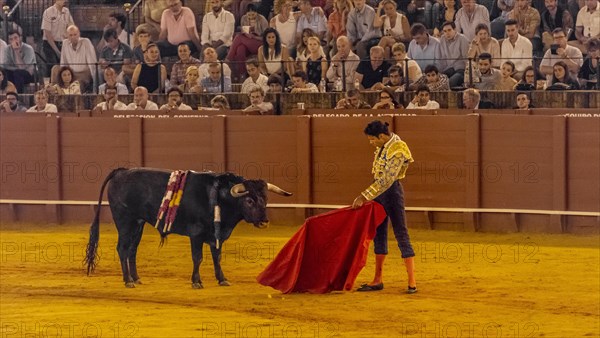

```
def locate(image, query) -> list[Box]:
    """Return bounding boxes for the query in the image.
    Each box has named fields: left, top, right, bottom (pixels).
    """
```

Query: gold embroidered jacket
left=361, top=133, right=413, bottom=200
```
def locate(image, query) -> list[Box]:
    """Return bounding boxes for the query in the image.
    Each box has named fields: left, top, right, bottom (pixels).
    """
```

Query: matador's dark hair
left=364, top=120, right=390, bottom=137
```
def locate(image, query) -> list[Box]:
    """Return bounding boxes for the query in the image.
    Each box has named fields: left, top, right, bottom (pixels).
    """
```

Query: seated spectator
left=304, top=36, right=328, bottom=86
left=540, top=0, right=574, bottom=51
left=498, top=61, right=519, bottom=90
left=295, top=0, right=328, bottom=50
left=179, top=66, right=202, bottom=93
left=243, top=85, right=274, bottom=115
left=258, top=28, right=293, bottom=79
left=372, top=87, right=402, bottom=109
left=158, top=0, right=202, bottom=57
left=508, top=0, right=542, bottom=56
left=99, top=28, right=135, bottom=86
left=209, top=94, right=230, bottom=110
left=170, top=43, right=202, bottom=88
left=547, top=60, right=581, bottom=89
left=99, top=67, right=129, bottom=95
left=406, top=84, right=441, bottom=109
left=241, top=58, right=269, bottom=94
left=290, top=70, right=319, bottom=93
left=462, top=87, right=495, bottom=109
left=377, top=65, right=404, bottom=91
left=126, top=86, right=159, bottom=110
left=93, top=86, right=128, bottom=112
left=201, top=0, right=235, bottom=60
left=198, top=47, right=232, bottom=79
left=515, top=65, right=547, bottom=90
left=467, top=23, right=501, bottom=68
left=267, top=74, right=285, bottom=92
left=132, top=26, right=151, bottom=65
left=438, top=21, right=470, bottom=88
left=391, top=42, right=422, bottom=85
left=41, top=0, right=73, bottom=74
left=355, top=46, right=391, bottom=90
left=226, top=4, right=269, bottom=79
left=27, top=90, right=57, bottom=113
left=0, top=68, right=17, bottom=95
left=454, top=0, right=490, bottom=41
left=326, top=0, right=353, bottom=57
left=58, top=25, right=97, bottom=93
left=514, top=91, right=535, bottom=109
left=500, top=19, right=533, bottom=79
left=47, top=66, right=81, bottom=95
left=407, top=23, right=442, bottom=71
left=3, top=30, right=35, bottom=92
left=490, top=0, right=515, bottom=39
left=0, top=39, right=6, bottom=66
left=569, top=0, right=600, bottom=54
left=201, top=62, right=232, bottom=93
left=271, top=1, right=300, bottom=57
left=432, top=0, right=459, bottom=37
left=131, top=43, right=167, bottom=93
left=374, top=0, right=411, bottom=59
left=326, top=36, right=360, bottom=90
left=160, top=87, right=193, bottom=111
left=471, top=53, right=501, bottom=90
left=410, top=65, right=451, bottom=91
left=578, top=38, right=600, bottom=89
left=346, top=0, right=382, bottom=60
left=335, top=88, right=372, bottom=109
left=295, top=28, right=324, bottom=70
left=0, top=92, right=27, bottom=113
left=540, top=28, right=583, bottom=83
left=96, top=12, right=132, bottom=52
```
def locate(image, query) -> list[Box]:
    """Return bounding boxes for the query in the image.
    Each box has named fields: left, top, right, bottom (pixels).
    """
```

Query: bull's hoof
left=219, top=280, right=231, bottom=286
left=192, top=282, right=204, bottom=289
left=133, top=279, right=142, bottom=285
left=125, top=282, right=136, bottom=288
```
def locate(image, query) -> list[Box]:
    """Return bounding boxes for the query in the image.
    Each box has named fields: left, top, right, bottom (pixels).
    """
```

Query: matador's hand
left=352, top=195, right=367, bottom=209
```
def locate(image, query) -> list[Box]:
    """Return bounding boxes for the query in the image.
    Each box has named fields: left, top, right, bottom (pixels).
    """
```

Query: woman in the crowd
left=372, top=87, right=403, bottom=109
left=326, top=0, right=353, bottom=56
left=578, top=38, right=599, bottom=90
left=257, top=28, right=293, bottom=80
left=432, top=0, right=458, bottom=37
left=548, top=61, right=580, bottom=90
left=391, top=42, right=422, bottom=84
left=295, top=28, right=324, bottom=71
left=515, top=65, right=545, bottom=90
left=47, top=66, right=81, bottom=95
left=497, top=61, right=518, bottom=91
left=374, top=0, right=411, bottom=59
left=303, top=36, right=328, bottom=86
left=179, top=66, right=202, bottom=94
left=131, top=43, right=167, bottom=93
left=467, top=24, right=501, bottom=68
left=270, top=0, right=298, bottom=55
left=0, top=68, right=17, bottom=95
left=210, top=95, right=230, bottom=110
left=226, top=4, right=269, bottom=80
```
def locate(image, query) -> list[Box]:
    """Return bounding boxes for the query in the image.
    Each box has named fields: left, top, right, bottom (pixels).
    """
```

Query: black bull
left=84, top=168, right=292, bottom=288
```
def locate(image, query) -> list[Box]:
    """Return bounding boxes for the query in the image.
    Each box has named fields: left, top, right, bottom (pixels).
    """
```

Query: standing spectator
left=548, top=60, right=581, bottom=88
left=160, top=87, right=193, bottom=111
left=454, top=0, right=490, bottom=41
left=3, top=31, right=35, bottom=93
left=327, top=36, right=360, bottom=88
left=327, top=0, right=354, bottom=57
left=257, top=28, right=293, bottom=79
left=41, top=0, right=74, bottom=73
left=27, top=90, right=57, bottom=113
left=438, top=21, right=470, bottom=87
left=335, top=88, right=372, bottom=108
left=578, top=38, right=600, bottom=89
left=391, top=43, right=422, bottom=84
left=471, top=52, right=502, bottom=90
left=270, top=0, right=298, bottom=57
left=243, top=85, right=274, bottom=114
left=346, top=0, right=382, bottom=60
left=198, top=47, right=232, bottom=79
left=303, top=36, right=328, bottom=86
left=99, top=67, right=129, bottom=95
left=355, top=46, right=391, bottom=90
left=126, top=86, right=159, bottom=110
left=170, top=43, right=202, bottom=88
left=295, top=0, right=328, bottom=47
left=58, top=25, right=97, bottom=93
left=241, top=58, right=269, bottom=94
left=498, top=61, right=519, bottom=90
left=96, top=13, right=132, bottom=53
left=201, top=62, right=232, bottom=93
left=406, top=84, right=441, bottom=109
left=0, top=92, right=27, bottom=113
left=158, top=0, right=202, bottom=57
left=226, top=4, right=269, bottom=79
left=93, top=86, right=128, bottom=112
left=409, top=64, right=451, bottom=91
left=569, top=0, right=600, bottom=54
left=540, top=0, right=575, bottom=51
left=501, top=19, right=533, bottom=78
left=131, top=43, right=167, bottom=93
left=540, top=28, right=583, bottom=82
left=99, top=28, right=135, bottom=85
left=290, top=70, right=319, bottom=92
left=374, top=0, right=411, bottom=59
left=467, top=24, right=501, bottom=68
left=508, top=0, right=543, bottom=55
left=407, top=23, right=442, bottom=71
left=201, top=0, right=235, bottom=60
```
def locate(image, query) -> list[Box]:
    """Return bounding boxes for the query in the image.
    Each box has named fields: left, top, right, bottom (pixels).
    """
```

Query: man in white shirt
left=160, top=87, right=193, bottom=111
left=406, top=85, right=440, bottom=109
left=56, top=25, right=97, bottom=93
left=126, top=86, right=159, bottom=110
left=241, top=59, right=269, bottom=94
left=158, top=0, right=202, bottom=57
left=454, top=0, right=490, bottom=41
left=201, top=0, right=235, bottom=60
left=540, top=27, right=583, bottom=82
left=27, top=90, right=58, bottom=113
left=327, top=36, right=360, bottom=90
left=93, top=86, right=128, bottom=112
left=98, top=67, right=129, bottom=95
left=41, top=0, right=74, bottom=74
left=500, top=19, right=533, bottom=78
left=569, top=0, right=600, bottom=53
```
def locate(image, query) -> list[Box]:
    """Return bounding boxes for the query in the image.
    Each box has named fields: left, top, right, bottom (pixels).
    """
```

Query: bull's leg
left=115, top=224, right=135, bottom=288
left=190, top=236, right=204, bottom=289
left=210, top=245, right=230, bottom=286
left=127, top=220, right=145, bottom=285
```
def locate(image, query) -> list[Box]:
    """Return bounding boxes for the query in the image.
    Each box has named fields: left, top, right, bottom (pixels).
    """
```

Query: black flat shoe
left=356, top=283, right=384, bottom=291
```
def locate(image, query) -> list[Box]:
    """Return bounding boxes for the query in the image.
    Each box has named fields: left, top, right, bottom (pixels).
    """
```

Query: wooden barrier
left=0, top=115, right=598, bottom=234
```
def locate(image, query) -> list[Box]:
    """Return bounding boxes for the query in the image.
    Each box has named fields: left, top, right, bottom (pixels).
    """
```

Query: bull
left=84, top=167, right=292, bottom=288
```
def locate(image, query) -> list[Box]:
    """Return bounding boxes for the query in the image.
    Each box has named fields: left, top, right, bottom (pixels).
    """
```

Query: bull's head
left=230, top=180, right=292, bottom=227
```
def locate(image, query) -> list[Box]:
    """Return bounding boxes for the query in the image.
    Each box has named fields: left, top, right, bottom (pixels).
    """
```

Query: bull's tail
left=85, top=168, right=127, bottom=275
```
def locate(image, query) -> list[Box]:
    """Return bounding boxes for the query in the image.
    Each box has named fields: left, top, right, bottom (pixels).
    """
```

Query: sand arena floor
left=0, top=222, right=598, bottom=337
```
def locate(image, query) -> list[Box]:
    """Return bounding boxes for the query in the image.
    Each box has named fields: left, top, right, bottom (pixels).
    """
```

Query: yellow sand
left=1, top=222, right=598, bottom=337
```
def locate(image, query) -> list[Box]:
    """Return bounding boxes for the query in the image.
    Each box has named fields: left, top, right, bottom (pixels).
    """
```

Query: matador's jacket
left=361, top=133, right=413, bottom=201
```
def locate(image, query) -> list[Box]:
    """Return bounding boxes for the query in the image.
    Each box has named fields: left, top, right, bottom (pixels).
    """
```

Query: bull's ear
left=230, top=183, right=249, bottom=197
left=267, top=183, right=293, bottom=196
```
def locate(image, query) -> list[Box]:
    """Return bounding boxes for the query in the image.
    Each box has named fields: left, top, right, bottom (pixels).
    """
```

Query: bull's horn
left=267, top=183, right=293, bottom=196
left=230, top=183, right=249, bottom=197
